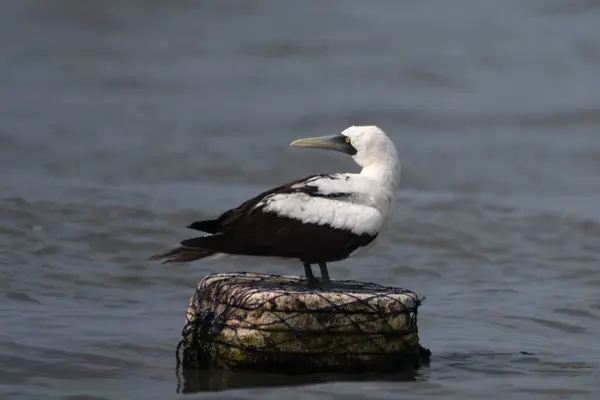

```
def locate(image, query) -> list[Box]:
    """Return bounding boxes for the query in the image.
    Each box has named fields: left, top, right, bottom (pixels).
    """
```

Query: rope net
left=177, top=272, right=428, bottom=374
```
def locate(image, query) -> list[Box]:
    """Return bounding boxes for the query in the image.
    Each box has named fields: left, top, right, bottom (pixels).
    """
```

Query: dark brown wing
left=187, top=174, right=345, bottom=234
left=181, top=210, right=376, bottom=263
left=170, top=173, right=375, bottom=263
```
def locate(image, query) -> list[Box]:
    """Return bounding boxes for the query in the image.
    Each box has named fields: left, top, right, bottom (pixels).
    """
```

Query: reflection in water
left=176, top=366, right=424, bottom=394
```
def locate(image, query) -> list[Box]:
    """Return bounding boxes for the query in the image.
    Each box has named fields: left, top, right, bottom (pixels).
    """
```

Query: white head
left=289, top=125, right=401, bottom=187
left=340, top=125, right=399, bottom=169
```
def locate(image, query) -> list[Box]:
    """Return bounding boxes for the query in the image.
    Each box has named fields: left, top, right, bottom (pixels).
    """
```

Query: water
left=1, top=0, right=600, bottom=398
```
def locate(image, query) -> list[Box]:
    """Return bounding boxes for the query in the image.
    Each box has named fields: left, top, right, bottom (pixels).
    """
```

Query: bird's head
left=289, top=125, right=398, bottom=168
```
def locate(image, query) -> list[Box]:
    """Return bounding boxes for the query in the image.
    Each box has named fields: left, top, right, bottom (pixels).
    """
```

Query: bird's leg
left=303, top=262, right=317, bottom=286
left=318, top=262, right=332, bottom=287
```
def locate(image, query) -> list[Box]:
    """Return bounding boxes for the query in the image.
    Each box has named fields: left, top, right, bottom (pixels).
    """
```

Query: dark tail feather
left=187, top=219, right=219, bottom=234
left=149, top=246, right=215, bottom=264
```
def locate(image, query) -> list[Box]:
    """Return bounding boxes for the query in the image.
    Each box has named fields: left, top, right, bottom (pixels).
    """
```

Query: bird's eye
left=345, top=137, right=351, bottom=143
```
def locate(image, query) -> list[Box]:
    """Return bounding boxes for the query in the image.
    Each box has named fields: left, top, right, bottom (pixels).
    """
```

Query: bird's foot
left=304, top=262, right=334, bottom=289
left=306, top=278, right=321, bottom=289
left=305, top=278, right=334, bottom=290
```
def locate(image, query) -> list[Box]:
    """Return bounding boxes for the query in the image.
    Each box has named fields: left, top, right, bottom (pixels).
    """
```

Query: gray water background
left=1, top=1, right=600, bottom=399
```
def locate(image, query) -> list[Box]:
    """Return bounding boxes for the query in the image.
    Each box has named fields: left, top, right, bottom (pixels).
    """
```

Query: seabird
left=150, top=125, right=401, bottom=287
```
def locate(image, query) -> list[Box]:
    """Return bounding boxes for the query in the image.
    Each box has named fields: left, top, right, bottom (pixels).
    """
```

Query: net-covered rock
left=178, top=272, right=429, bottom=373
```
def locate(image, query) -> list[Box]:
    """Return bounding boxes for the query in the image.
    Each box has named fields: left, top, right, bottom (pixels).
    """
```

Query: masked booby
left=150, top=125, right=401, bottom=287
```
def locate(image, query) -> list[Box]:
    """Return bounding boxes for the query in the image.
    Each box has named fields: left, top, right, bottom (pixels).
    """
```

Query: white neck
left=359, top=160, right=401, bottom=191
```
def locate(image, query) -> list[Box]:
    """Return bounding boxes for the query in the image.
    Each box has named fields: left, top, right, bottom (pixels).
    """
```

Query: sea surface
left=2, top=1, right=600, bottom=399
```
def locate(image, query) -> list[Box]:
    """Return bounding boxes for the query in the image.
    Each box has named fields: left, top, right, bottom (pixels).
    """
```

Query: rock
left=179, top=272, right=428, bottom=373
